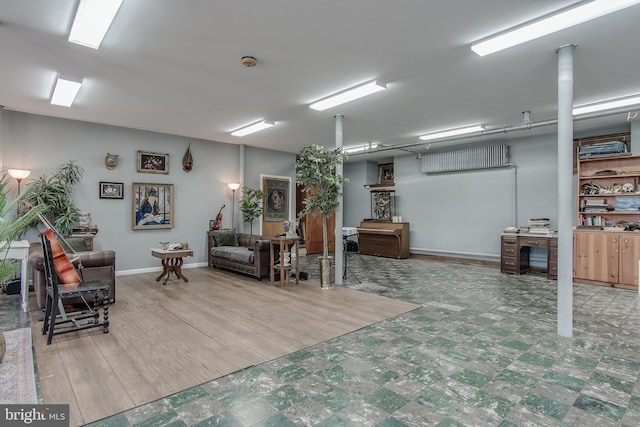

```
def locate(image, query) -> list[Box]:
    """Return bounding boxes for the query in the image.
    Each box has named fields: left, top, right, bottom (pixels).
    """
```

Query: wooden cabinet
left=573, top=230, right=639, bottom=290
left=574, top=152, right=640, bottom=290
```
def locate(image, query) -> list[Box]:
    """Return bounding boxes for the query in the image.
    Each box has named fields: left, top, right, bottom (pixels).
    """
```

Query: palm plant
left=22, top=160, right=84, bottom=236
left=0, top=174, right=43, bottom=284
left=239, top=186, right=265, bottom=234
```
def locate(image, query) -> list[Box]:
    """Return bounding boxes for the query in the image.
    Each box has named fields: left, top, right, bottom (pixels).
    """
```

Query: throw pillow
left=213, top=229, right=239, bottom=247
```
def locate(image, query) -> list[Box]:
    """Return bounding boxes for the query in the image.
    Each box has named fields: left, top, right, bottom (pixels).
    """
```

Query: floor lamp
left=228, top=183, right=240, bottom=229
left=7, top=169, right=31, bottom=215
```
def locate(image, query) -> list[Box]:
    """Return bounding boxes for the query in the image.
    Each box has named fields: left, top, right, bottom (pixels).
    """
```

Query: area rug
left=0, top=328, right=37, bottom=404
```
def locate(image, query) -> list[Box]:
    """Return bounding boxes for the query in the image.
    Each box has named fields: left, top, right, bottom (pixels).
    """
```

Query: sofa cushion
left=211, top=246, right=254, bottom=264
left=212, top=229, right=239, bottom=247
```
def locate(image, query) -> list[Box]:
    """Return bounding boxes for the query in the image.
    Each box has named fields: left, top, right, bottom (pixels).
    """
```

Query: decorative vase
left=319, top=256, right=334, bottom=289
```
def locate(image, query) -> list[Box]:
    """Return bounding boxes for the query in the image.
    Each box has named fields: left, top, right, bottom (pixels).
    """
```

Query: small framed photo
left=137, top=150, right=169, bottom=174
left=378, top=163, right=394, bottom=184
left=99, top=182, right=124, bottom=199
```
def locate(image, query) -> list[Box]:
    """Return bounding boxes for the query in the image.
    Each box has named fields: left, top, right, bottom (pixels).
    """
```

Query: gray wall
left=344, top=124, right=633, bottom=263
left=0, top=110, right=294, bottom=273
left=242, top=145, right=296, bottom=234
left=3, top=108, right=636, bottom=272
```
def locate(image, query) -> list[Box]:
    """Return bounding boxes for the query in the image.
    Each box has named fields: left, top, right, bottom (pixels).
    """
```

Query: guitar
left=212, top=204, right=225, bottom=230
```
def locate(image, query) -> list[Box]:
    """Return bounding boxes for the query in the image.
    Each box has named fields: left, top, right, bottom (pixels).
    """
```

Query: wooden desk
left=2, top=240, right=30, bottom=312
left=500, top=233, right=557, bottom=280
left=269, top=237, right=299, bottom=287
left=151, top=248, right=194, bottom=285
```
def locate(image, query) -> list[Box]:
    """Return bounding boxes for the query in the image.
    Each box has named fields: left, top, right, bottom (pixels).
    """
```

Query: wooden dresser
left=357, top=221, right=410, bottom=259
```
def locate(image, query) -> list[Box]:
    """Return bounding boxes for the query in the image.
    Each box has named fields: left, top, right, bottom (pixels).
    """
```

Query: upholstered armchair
left=28, top=239, right=115, bottom=310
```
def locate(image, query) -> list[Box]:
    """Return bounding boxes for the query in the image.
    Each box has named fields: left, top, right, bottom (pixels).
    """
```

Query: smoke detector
left=242, top=56, right=257, bottom=67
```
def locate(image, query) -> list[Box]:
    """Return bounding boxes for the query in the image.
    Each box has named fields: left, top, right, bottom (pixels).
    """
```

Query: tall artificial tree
left=294, top=144, right=348, bottom=260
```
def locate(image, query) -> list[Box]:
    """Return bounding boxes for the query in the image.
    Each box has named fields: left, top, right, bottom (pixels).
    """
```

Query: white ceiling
left=2, top=0, right=640, bottom=160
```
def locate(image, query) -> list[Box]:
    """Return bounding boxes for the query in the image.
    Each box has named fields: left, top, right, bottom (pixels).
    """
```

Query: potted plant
left=0, top=174, right=43, bottom=283
left=239, top=186, right=265, bottom=234
left=294, top=144, right=348, bottom=288
left=22, top=160, right=85, bottom=237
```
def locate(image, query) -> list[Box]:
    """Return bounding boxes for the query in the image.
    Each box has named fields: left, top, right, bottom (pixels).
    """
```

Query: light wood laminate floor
left=30, top=266, right=419, bottom=426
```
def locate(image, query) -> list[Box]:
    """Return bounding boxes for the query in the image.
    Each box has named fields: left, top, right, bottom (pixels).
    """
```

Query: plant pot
left=319, top=256, right=334, bottom=289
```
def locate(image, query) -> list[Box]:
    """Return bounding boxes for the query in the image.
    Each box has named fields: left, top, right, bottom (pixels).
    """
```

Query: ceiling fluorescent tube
left=343, top=142, right=379, bottom=154
left=310, top=80, right=386, bottom=111
left=51, top=77, right=82, bottom=107
left=419, top=125, right=484, bottom=141
left=471, top=0, right=640, bottom=56
left=573, top=95, right=640, bottom=116
left=69, top=0, right=123, bottom=49
left=231, top=120, right=275, bottom=137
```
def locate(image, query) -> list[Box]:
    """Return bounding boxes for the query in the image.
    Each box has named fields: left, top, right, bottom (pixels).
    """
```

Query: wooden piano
left=357, top=221, right=410, bottom=259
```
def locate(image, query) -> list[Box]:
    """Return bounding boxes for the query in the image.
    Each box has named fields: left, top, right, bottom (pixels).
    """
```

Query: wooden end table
left=151, top=248, right=194, bottom=286
left=269, top=237, right=299, bottom=287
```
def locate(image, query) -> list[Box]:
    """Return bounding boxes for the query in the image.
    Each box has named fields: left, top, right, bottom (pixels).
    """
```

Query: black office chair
left=40, top=233, right=110, bottom=345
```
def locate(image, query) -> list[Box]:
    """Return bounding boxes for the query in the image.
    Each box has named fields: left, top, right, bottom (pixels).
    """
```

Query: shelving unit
left=575, top=153, right=640, bottom=289
left=577, top=154, right=640, bottom=227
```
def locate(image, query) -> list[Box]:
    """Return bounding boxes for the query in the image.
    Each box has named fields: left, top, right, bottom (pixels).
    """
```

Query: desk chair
left=40, top=234, right=110, bottom=345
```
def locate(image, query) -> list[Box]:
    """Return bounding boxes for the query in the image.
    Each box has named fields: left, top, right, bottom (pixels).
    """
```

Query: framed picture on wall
left=137, top=150, right=169, bottom=174
left=132, top=182, right=174, bottom=229
left=378, top=163, right=394, bottom=184
left=99, top=181, right=124, bottom=199
left=262, top=177, right=290, bottom=222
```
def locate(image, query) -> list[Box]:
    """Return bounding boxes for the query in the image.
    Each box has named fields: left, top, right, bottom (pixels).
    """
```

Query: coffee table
left=151, top=248, right=194, bottom=285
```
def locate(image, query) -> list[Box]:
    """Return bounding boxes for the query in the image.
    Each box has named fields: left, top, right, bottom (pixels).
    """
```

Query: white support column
left=239, top=144, right=245, bottom=233
left=335, top=114, right=344, bottom=285
left=557, top=44, right=575, bottom=337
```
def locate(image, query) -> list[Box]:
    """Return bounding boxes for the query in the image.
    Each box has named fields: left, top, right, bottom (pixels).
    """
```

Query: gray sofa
left=207, top=229, right=271, bottom=279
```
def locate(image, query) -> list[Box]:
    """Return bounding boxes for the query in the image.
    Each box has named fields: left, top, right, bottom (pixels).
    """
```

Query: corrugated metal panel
left=421, top=144, right=509, bottom=174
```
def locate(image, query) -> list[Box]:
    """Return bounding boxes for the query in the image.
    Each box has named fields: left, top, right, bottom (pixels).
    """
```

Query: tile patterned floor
left=5, top=253, right=640, bottom=426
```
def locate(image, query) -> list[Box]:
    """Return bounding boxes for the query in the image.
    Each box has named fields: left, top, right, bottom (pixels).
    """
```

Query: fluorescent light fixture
left=420, top=125, right=485, bottom=142
left=310, top=80, right=386, bottom=111
left=69, top=0, right=123, bottom=49
left=471, top=0, right=640, bottom=56
left=343, top=142, right=380, bottom=154
left=231, top=120, right=275, bottom=137
left=573, top=94, right=640, bottom=116
left=51, top=77, right=82, bottom=107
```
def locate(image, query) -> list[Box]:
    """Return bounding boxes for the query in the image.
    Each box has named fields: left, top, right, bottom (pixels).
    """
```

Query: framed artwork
left=132, top=182, right=174, bottom=230
left=371, top=190, right=395, bottom=221
left=99, top=181, right=124, bottom=199
left=137, top=150, right=169, bottom=174
left=378, top=163, right=394, bottom=184
left=262, top=176, right=290, bottom=222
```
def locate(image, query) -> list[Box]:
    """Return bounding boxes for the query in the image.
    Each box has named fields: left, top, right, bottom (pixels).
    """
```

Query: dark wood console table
left=501, top=233, right=557, bottom=280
